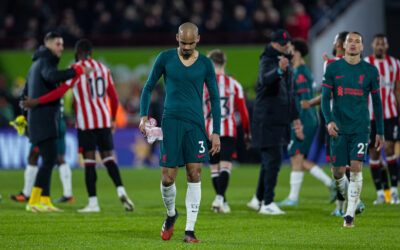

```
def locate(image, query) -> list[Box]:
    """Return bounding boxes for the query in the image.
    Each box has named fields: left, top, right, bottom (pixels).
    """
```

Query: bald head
left=176, top=22, right=200, bottom=58
left=178, top=22, right=199, bottom=37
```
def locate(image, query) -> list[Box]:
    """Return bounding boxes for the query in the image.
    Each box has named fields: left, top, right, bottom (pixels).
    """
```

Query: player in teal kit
left=279, top=39, right=334, bottom=206
left=139, top=23, right=221, bottom=243
left=322, top=32, right=384, bottom=227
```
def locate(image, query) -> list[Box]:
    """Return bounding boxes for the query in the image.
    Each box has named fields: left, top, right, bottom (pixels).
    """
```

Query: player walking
left=321, top=32, right=384, bottom=227
left=203, top=49, right=251, bottom=213
left=364, top=34, right=400, bottom=204
left=139, top=23, right=221, bottom=243
left=21, top=39, right=134, bottom=213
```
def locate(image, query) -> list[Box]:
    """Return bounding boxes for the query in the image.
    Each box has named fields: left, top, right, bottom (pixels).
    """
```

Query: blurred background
left=0, top=0, right=397, bottom=168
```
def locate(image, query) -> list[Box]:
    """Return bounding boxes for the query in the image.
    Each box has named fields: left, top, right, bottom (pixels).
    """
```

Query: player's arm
left=40, top=59, right=83, bottom=85
left=234, top=82, right=251, bottom=148
left=106, top=71, right=119, bottom=133
left=139, top=52, right=164, bottom=135
left=259, top=55, right=287, bottom=88
left=371, top=69, right=384, bottom=151
left=321, top=65, right=338, bottom=137
left=394, top=60, right=400, bottom=111
left=204, top=59, right=221, bottom=155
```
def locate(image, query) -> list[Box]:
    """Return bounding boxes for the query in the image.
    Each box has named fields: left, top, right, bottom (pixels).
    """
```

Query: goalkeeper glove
left=9, top=115, right=27, bottom=135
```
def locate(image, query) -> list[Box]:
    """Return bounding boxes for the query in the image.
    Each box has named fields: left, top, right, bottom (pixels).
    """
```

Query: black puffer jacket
left=251, top=44, right=299, bottom=148
left=23, top=45, right=76, bottom=144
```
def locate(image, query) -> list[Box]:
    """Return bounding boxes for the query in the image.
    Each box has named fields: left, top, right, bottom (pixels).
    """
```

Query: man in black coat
left=23, top=31, right=88, bottom=212
left=247, top=29, right=304, bottom=215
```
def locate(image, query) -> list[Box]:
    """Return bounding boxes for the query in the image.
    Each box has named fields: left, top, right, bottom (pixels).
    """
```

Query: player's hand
left=375, top=134, right=384, bottom=152
left=139, top=116, right=149, bottom=137
left=322, top=53, right=331, bottom=61
left=209, top=133, right=221, bottom=156
left=111, top=119, right=116, bottom=134
left=20, top=96, right=39, bottom=109
left=327, top=122, right=339, bottom=138
left=293, top=119, right=304, bottom=141
left=300, top=100, right=311, bottom=110
left=279, top=56, right=289, bottom=72
left=244, top=133, right=251, bottom=150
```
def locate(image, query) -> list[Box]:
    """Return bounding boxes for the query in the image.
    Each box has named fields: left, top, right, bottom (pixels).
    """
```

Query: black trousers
left=34, top=137, right=57, bottom=196
left=255, top=146, right=282, bottom=205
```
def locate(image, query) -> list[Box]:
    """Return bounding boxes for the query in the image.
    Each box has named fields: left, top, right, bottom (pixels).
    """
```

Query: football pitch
left=1, top=165, right=399, bottom=249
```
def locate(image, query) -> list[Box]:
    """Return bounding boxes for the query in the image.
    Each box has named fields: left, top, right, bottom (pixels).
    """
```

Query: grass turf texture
left=1, top=165, right=399, bottom=249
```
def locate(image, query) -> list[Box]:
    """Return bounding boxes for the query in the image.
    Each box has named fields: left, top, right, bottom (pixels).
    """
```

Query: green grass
left=1, top=165, right=399, bottom=249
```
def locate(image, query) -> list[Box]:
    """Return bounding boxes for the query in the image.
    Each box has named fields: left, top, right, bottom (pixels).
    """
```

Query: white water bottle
left=144, top=117, right=163, bottom=144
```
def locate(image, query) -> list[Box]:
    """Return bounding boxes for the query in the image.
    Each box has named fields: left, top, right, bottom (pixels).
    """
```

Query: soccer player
left=203, top=49, right=251, bottom=213
left=277, top=39, right=334, bottom=207
left=364, top=34, right=400, bottom=204
left=321, top=32, right=384, bottom=227
left=21, top=39, right=134, bottom=213
left=22, top=32, right=88, bottom=212
left=139, top=23, right=221, bottom=243
left=10, top=116, right=73, bottom=203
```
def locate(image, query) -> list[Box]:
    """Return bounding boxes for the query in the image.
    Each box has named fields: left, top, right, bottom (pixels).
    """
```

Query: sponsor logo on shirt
left=337, top=86, right=343, bottom=96
left=344, top=88, right=364, bottom=96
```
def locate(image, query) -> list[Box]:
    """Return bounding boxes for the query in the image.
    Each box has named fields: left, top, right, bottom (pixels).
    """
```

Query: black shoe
left=54, top=196, right=75, bottom=203
left=9, top=192, right=29, bottom=202
left=161, top=209, right=178, bottom=240
left=183, top=231, right=200, bottom=243
left=343, top=215, right=354, bottom=227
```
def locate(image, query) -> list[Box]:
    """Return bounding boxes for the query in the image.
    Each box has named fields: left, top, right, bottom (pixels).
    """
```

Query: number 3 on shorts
left=198, top=141, right=205, bottom=153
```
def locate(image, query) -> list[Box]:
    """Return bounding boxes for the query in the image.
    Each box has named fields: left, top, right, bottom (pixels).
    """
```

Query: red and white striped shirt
left=365, top=55, right=400, bottom=120
left=38, top=59, right=119, bottom=130
left=203, top=74, right=250, bottom=137
left=323, top=55, right=344, bottom=74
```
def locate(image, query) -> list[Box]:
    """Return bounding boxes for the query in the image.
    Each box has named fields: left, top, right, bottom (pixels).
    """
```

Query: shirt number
left=357, top=143, right=368, bottom=155
left=88, top=77, right=106, bottom=98
left=199, top=141, right=205, bottom=153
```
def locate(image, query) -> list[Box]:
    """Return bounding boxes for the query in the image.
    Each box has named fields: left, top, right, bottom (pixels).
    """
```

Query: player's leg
left=247, top=161, right=264, bottom=211
left=303, top=159, right=336, bottom=203
left=279, top=153, right=303, bottom=206
left=209, top=153, right=223, bottom=211
left=384, top=140, right=399, bottom=204
left=10, top=146, right=39, bottom=201
left=77, top=129, right=99, bottom=212
left=258, top=146, right=285, bottom=215
left=27, top=138, right=58, bottom=212
left=55, top=118, right=73, bottom=203
left=380, top=159, right=391, bottom=202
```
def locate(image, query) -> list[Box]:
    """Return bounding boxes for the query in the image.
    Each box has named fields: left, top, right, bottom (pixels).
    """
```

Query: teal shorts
left=30, top=117, right=66, bottom=155
left=160, top=118, right=210, bottom=167
left=330, top=133, right=369, bottom=167
left=287, top=124, right=317, bottom=156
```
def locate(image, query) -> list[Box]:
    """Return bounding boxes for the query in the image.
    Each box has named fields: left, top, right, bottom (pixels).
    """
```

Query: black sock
left=85, top=164, right=97, bottom=197
left=218, top=169, right=230, bottom=201
left=381, top=167, right=390, bottom=190
left=212, top=176, right=219, bottom=195
left=104, top=160, right=123, bottom=187
left=370, top=164, right=383, bottom=191
left=388, top=159, right=398, bottom=187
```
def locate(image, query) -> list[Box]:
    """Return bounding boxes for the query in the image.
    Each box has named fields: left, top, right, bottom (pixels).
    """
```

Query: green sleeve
left=371, top=68, right=384, bottom=135
left=204, top=58, right=221, bottom=135
left=140, top=53, right=164, bottom=117
left=295, top=72, right=312, bottom=101
left=321, top=65, right=334, bottom=124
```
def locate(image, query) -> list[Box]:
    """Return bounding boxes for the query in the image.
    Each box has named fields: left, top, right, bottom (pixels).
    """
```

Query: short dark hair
left=346, top=31, right=363, bottom=43
left=207, top=49, right=226, bottom=66
left=292, top=38, right=308, bottom=57
left=373, top=33, right=386, bottom=40
left=43, top=31, right=62, bottom=43
left=75, top=39, right=93, bottom=56
left=335, top=31, right=349, bottom=44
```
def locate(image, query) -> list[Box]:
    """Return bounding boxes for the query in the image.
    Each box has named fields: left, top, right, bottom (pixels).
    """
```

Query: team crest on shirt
left=358, top=75, right=365, bottom=84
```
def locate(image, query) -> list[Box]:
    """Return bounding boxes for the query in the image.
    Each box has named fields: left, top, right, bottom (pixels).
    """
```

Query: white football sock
left=345, top=172, right=363, bottom=217
left=117, top=186, right=127, bottom=197
left=335, top=199, right=345, bottom=211
left=288, top=171, right=304, bottom=201
left=335, top=175, right=349, bottom=200
left=161, top=183, right=176, bottom=217
left=391, top=187, right=398, bottom=196
left=185, top=182, right=201, bottom=231
left=59, top=163, right=72, bottom=197
left=310, top=165, right=332, bottom=187
left=377, top=189, right=384, bottom=197
left=89, top=196, right=98, bottom=207
left=23, top=165, right=38, bottom=197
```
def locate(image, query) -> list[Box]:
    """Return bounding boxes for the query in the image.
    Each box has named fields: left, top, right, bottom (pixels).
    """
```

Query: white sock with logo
left=185, top=182, right=201, bottom=231
left=310, top=165, right=332, bottom=187
left=335, top=175, right=349, bottom=200
left=59, top=163, right=72, bottom=197
left=288, top=171, right=303, bottom=201
left=345, top=172, right=363, bottom=217
left=23, top=165, right=38, bottom=197
left=161, top=183, right=176, bottom=217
